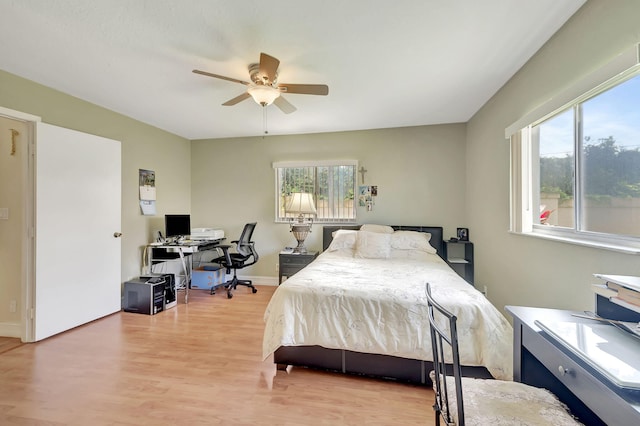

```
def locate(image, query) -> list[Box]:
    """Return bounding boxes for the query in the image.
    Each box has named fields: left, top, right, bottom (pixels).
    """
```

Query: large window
left=274, top=160, right=357, bottom=223
left=510, top=45, right=640, bottom=252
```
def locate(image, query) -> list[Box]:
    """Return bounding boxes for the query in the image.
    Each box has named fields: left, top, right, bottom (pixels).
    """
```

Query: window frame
left=509, top=44, right=640, bottom=254
left=273, top=160, right=358, bottom=224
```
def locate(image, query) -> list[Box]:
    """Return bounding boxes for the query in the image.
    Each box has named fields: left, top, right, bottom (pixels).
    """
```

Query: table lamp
left=285, top=192, right=317, bottom=253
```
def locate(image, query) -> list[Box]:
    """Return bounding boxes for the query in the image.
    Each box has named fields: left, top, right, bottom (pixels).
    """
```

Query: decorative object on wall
left=285, top=192, right=317, bottom=253
left=139, top=169, right=156, bottom=215
left=359, top=185, right=377, bottom=211
left=10, top=128, right=19, bottom=155
left=358, top=165, right=368, bottom=183
left=457, top=227, right=469, bottom=241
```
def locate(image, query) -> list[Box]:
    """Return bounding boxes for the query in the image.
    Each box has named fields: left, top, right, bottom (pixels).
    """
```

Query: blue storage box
left=191, top=266, right=226, bottom=289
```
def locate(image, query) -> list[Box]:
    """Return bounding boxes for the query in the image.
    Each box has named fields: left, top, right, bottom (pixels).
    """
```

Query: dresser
left=506, top=304, right=640, bottom=426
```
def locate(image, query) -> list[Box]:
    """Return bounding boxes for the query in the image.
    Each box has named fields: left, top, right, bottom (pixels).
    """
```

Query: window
left=535, top=108, right=575, bottom=229
left=509, top=44, right=640, bottom=252
left=273, top=160, right=357, bottom=223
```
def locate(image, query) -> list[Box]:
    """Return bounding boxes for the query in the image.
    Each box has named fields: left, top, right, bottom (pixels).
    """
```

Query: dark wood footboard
left=274, top=345, right=492, bottom=386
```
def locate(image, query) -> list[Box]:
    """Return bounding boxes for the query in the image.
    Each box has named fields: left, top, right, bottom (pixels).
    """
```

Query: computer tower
left=123, top=277, right=166, bottom=315
left=140, top=272, right=176, bottom=309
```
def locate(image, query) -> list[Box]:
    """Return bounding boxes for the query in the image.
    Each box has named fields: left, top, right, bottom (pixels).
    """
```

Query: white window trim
left=508, top=44, right=640, bottom=254
left=272, top=159, right=358, bottom=168
left=509, top=228, right=640, bottom=255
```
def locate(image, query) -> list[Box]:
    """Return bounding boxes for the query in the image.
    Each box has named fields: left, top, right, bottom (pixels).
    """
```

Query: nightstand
left=443, top=240, right=474, bottom=285
left=279, top=251, right=318, bottom=284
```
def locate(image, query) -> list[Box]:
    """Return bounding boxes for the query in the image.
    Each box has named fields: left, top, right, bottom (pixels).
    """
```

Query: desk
left=506, top=306, right=640, bottom=425
left=144, top=239, right=223, bottom=303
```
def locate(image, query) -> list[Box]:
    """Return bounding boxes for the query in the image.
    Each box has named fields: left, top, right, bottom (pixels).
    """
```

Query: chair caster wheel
left=227, top=292, right=233, bottom=299
left=252, top=288, right=258, bottom=293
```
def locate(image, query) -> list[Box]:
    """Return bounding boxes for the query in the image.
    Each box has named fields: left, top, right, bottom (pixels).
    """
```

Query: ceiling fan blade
left=222, top=92, right=251, bottom=106
left=259, top=53, right=280, bottom=83
left=273, top=96, right=297, bottom=114
left=278, top=83, right=329, bottom=96
left=192, top=69, right=250, bottom=86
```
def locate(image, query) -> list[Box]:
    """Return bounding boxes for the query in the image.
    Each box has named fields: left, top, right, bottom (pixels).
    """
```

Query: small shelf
left=447, top=258, right=469, bottom=264
left=444, top=240, right=474, bottom=285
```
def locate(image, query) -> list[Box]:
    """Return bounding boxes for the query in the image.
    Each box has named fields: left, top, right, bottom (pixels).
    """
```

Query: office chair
left=425, top=283, right=582, bottom=426
left=213, top=222, right=259, bottom=299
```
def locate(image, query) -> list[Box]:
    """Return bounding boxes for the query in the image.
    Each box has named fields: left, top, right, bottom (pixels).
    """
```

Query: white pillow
left=359, top=224, right=395, bottom=234
left=327, top=229, right=358, bottom=251
left=354, top=231, right=391, bottom=259
left=390, top=231, right=437, bottom=254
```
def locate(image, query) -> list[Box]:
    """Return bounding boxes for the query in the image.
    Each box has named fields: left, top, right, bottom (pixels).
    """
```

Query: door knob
left=113, top=232, right=122, bottom=238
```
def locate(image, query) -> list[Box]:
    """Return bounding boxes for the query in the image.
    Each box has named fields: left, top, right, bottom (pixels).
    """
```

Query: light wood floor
left=0, top=337, right=23, bottom=354
left=0, top=285, right=433, bottom=425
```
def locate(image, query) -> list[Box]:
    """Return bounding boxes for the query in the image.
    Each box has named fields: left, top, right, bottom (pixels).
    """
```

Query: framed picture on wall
left=457, top=228, right=469, bottom=241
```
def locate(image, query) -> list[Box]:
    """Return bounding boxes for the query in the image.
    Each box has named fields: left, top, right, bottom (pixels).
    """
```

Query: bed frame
left=273, top=225, right=492, bottom=385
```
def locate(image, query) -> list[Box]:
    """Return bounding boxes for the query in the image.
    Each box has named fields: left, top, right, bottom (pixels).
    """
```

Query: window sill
left=509, top=230, right=640, bottom=255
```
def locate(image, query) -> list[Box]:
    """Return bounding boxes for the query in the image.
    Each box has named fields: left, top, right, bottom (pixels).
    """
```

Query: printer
left=190, top=228, right=225, bottom=241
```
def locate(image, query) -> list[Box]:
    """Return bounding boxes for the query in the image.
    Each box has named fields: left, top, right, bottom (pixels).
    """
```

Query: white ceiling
left=0, top=0, right=586, bottom=140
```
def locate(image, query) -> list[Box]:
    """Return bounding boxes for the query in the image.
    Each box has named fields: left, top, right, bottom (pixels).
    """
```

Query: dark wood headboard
left=322, top=225, right=445, bottom=258
left=322, top=226, right=360, bottom=251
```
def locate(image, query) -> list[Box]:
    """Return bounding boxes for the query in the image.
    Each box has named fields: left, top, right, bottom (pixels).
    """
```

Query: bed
left=263, top=225, right=513, bottom=385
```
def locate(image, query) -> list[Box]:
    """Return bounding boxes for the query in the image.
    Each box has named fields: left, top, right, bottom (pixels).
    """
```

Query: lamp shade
left=285, top=192, right=317, bottom=215
left=247, top=84, right=280, bottom=106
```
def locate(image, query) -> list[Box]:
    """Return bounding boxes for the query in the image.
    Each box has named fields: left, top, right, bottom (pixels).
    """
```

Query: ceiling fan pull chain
left=263, top=106, right=269, bottom=135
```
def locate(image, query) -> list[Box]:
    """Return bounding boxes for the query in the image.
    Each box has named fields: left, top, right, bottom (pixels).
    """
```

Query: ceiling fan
left=193, top=52, right=328, bottom=114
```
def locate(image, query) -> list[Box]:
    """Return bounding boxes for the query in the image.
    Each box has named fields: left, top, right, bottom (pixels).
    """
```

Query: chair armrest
left=214, top=244, right=233, bottom=266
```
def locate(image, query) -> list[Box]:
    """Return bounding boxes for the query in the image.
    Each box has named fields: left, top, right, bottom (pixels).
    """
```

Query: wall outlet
left=9, top=300, right=17, bottom=313
left=0, top=207, right=8, bottom=220
left=483, top=285, right=488, bottom=297
left=275, top=263, right=279, bottom=272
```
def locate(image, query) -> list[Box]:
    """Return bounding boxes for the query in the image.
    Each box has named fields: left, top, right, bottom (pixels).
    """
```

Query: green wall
left=466, top=0, right=640, bottom=313
left=0, top=69, right=191, bottom=331
left=191, top=124, right=468, bottom=278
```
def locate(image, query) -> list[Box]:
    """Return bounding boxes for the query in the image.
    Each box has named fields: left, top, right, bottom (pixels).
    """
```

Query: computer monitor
left=165, top=214, right=190, bottom=238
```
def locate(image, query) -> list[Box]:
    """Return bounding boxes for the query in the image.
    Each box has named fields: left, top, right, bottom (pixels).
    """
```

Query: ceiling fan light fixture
left=247, top=84, right=280, bottom=106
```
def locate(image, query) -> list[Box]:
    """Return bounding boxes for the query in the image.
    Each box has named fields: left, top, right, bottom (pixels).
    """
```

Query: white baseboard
left=0, top=321, right=21, bottom=338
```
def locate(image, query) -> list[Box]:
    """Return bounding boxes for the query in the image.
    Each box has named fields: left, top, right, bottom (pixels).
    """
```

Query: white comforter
left=263, top=250, right=513, bottom=380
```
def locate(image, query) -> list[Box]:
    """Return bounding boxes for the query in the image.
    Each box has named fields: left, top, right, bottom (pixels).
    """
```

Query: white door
left=31, top=122, right=121, bottom=341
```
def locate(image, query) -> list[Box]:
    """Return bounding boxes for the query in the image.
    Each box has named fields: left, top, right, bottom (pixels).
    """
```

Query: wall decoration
left=359, top=185, right=378, bottom=211
left=358, top=185, right=370, bottom=206
left=358, top=165, right=368, bottom=183
left=457, top=227, right=469, bottom=241
left=139, top=169, right=156, bottom=215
